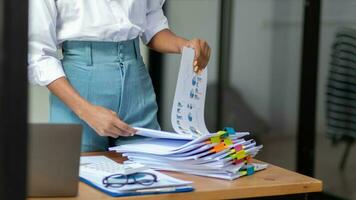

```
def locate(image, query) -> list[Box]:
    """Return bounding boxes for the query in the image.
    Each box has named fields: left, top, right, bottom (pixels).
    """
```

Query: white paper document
left=79, top=156, right=192, bottom=192
left=171, top=47, right=209, bottom=136
left=109, top=47, right=268, bottom=181
left=133, top=47, right=209, bottom=140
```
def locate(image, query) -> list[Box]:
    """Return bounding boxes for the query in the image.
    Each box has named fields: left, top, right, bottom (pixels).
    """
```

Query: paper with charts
left=114, top=49, right=268, bottom=180
left=135, top=47, right=209, bottom=140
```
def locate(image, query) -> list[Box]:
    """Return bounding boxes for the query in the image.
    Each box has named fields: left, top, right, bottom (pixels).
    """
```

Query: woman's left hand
left=185, top=38, right=211, bottom=73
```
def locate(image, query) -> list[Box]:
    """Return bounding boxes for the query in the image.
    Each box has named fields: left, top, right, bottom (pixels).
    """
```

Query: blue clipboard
left=80, top=177, right=194, bottom=197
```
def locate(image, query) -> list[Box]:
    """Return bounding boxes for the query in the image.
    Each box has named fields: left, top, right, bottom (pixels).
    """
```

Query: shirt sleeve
left=28, top=0, right=65, bottom=86
left=140, top=0, right=169, bottom=44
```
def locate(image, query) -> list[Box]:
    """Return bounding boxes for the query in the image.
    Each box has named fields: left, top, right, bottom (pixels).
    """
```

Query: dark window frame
left=0, top=0, right=28, bottom=199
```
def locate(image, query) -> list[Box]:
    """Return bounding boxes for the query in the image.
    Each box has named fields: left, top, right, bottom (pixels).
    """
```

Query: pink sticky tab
left=234, top=145, right=243, bottom=152
left=235, top=159, right=244, bottom=165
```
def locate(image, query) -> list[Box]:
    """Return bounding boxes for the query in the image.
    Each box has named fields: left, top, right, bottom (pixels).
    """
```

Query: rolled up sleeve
left=141, top=0, right=169, bottom=44
left=28, top=0, right=65, bottom=86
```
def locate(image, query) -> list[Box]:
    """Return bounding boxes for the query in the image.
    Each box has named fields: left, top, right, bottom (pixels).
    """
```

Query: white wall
left=29, top=86, right=50, bottom=123
left=231, top=0, right=304, bottom=135
left=230, top=0, right=356, bottom=135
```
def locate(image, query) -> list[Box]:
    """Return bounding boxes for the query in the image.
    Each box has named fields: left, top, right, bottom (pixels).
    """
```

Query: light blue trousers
left=50, top=38, right=160, bottom=152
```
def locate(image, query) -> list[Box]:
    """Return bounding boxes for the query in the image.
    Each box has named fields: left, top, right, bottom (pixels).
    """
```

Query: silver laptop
left=27, top=124, right=82, bottom=197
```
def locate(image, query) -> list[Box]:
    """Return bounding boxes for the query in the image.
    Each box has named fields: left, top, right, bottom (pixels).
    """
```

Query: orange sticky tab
left=224, top=138, right=233, bottom=146
left=213, top=143, right=226, bottom=152
left=246, top=156, right=253, bottom=163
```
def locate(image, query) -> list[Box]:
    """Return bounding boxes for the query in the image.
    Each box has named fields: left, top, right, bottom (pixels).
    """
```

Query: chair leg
left=339, top=138, right=354, bottom=170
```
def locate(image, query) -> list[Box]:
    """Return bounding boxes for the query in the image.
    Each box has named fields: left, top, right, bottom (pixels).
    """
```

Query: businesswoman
left=28, top=0, right=211, bottom=151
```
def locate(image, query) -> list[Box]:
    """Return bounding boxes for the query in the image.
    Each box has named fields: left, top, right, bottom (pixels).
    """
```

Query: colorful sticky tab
left=217, top=131, right=228, bottom=139
left=246, top=165, right=255, bottom=175
left=217, top=131, right=226, bottom=136
left=236, top=150, right=246, bottom=160
left=239, top=170, right=247, bottom=176
left=224, top=138, right=233, bottom=146
left=210, top=135, right=220, bottom=143
left=212, top=143, right=226, bottom=153
left=234, top=159, right=244, bottom=165
left=246, top=156, right=253, bottom=163
left=224, top=127, right=236, bottom=135
left=222, top=134, right=229, bottom=140
left=234, top=145, right=243, bottom=152
left=230, top=153, right=237, bottom=159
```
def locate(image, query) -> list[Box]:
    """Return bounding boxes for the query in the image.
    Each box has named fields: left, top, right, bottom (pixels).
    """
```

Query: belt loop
left=86, top=42, right=93, bottom=66
left=133, top=37, right=140, bottom=60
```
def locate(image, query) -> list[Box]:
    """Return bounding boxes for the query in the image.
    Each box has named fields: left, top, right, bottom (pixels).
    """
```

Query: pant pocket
left=119, top=62, right=160, bottom=129
left=88, top=65, right=122, bottom=112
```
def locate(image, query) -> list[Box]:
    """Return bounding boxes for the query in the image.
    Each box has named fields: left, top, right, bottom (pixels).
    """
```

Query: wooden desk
left=28, top=152, right=322, bottom=200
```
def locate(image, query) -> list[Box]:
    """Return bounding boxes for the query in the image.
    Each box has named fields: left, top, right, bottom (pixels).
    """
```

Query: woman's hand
left=147, top=29, right=211, bottom=73
left=80, top=104, right=137, bottom=138
left=48, top=77, right=136, bottom=138
left=185, top=38, right=211, bottom=73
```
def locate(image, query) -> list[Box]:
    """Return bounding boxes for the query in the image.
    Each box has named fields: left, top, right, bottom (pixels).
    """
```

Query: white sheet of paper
left=80, top=168, right=192, bottom=192
left=134, top=127, right=193, bottom=140
left=171, top=47, right=210, bottom=137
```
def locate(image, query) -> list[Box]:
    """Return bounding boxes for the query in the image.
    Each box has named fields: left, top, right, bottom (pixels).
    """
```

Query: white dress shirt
left=28, top=0, right=169, bottom=86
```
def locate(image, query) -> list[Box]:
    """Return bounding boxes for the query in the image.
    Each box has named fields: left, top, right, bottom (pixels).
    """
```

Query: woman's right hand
left=80, top=104, right=137, bottom=138
left=47, top=77, right=136, bottom=138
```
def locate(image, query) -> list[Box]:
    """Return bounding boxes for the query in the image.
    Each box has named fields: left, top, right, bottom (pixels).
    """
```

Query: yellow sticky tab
left=230, top=149, right=236, bottom=154
left=224, top=138, right=233, bottom=146
left=239, top=171, right=247, bottom=176
left=230, top=153, right=237, bottom=159
left=236, top=150, right=246, bottom=160
left=217, top=131, right=226, bottom=136
left=210, top=136, right=220, bottom=143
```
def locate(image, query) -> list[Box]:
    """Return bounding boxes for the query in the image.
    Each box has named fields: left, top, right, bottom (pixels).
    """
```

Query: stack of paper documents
left=110, top=48, right=267, bottom=180
left=110, top=127, right=267, bottom=180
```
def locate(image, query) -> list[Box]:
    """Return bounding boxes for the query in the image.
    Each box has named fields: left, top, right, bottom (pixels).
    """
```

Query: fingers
left=112, top=117, right=137, bottom=137
left=109, top=110, right=136, bottom=137
left=186, top=38, right=210, bottom=73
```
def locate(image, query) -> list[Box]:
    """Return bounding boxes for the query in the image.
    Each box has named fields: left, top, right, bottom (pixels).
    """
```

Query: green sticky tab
left=224, top=138, right=233, bottom=146
left=239, top=171, right=247, bottom=176
left=217, top=131, right=226, bottom=137
left=210, top=136, right=220, bottom=143
left=236, top=150, right=246, bottom=160
left=230, top=153, right=237, bottom=159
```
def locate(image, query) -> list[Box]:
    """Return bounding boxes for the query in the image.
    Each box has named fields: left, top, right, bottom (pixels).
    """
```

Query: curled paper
left=171, top=47, right=210, bottom=137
